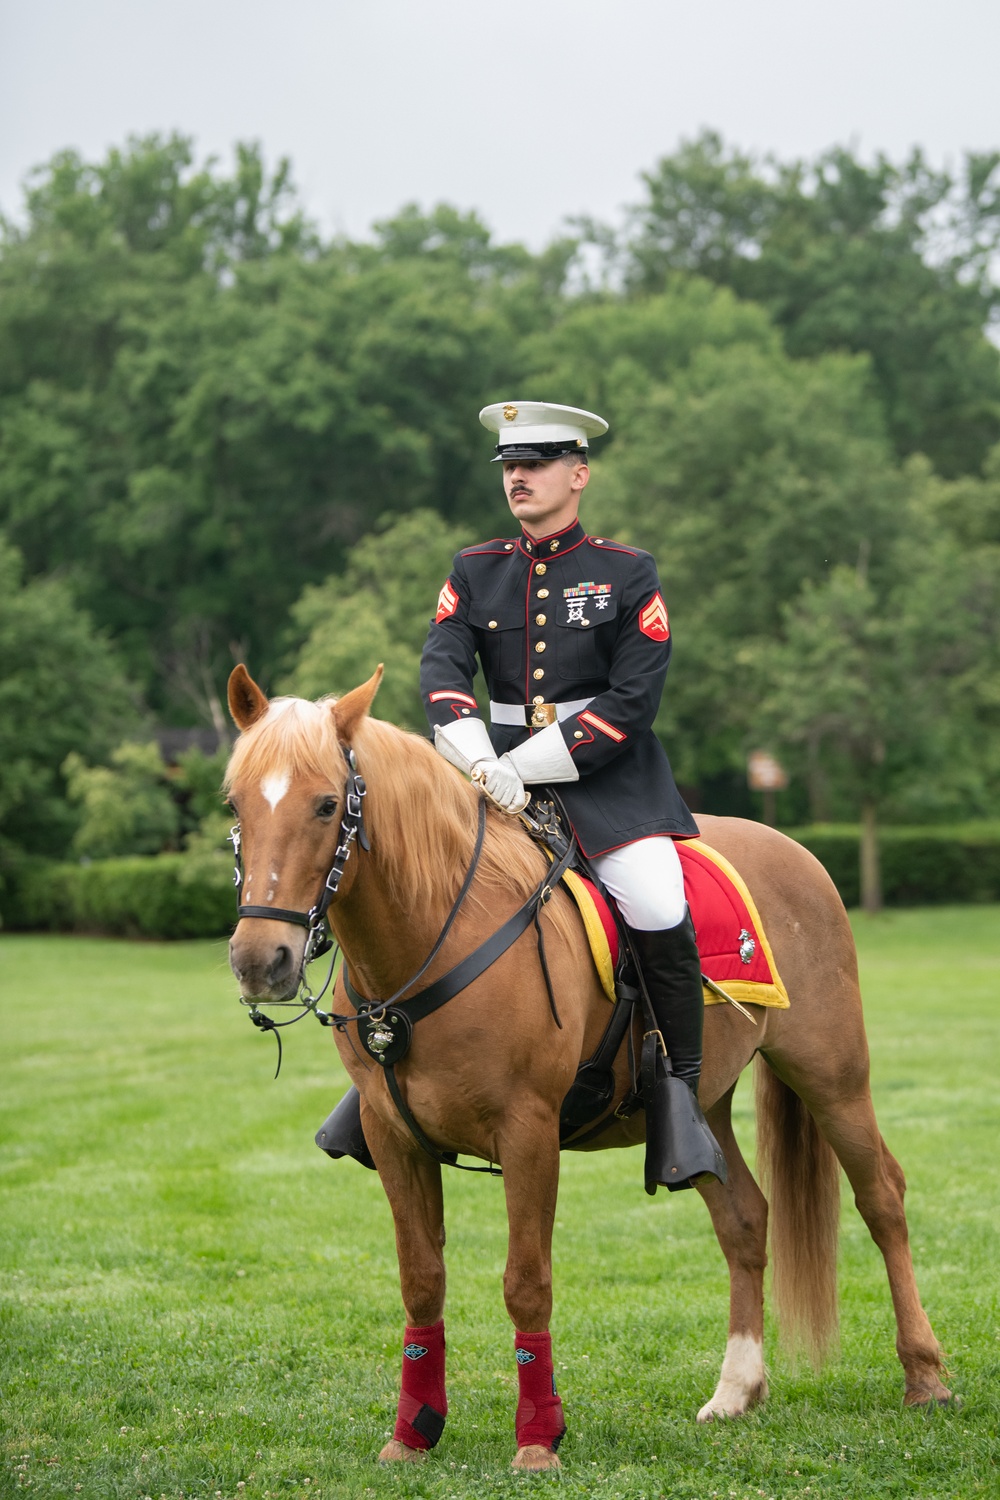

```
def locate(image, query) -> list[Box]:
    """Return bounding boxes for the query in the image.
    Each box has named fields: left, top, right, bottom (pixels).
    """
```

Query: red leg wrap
left=392, top=1320, right=447, bottom=1451
left=514, top=1331, right=566, bottom=1451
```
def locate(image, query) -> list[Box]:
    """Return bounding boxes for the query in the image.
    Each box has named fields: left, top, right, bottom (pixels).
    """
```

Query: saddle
left=317, top=793, right=763, bottom=1179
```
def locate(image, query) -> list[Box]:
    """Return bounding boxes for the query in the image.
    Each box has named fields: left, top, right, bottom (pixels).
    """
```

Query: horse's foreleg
left=498, top=1103, right=565, bottom=1472
left=695, top=1084, right=770, bottom=1421
left=366, top=1114, right=448, bottom=1464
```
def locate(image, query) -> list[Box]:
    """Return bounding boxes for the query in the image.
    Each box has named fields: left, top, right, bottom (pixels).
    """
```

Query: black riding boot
left=629, top=912, right=727, bottom=1195
left=315, top=1086, right=376, bottom=1170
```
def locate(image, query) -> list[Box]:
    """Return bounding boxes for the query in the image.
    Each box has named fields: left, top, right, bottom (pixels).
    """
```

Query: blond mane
left=225, top=697, right=573, bottom=930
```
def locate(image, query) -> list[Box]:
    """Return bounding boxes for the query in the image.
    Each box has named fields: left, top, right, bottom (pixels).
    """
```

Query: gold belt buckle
left=530, top=703, right=557, bottom=728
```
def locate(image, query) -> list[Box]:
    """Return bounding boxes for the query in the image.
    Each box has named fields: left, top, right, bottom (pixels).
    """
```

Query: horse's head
left=224, top=663, right=382, bottom=1000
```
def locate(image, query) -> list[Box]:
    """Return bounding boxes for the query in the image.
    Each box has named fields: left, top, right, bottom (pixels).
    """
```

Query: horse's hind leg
left=695, top=1083, right=770, bottom=1421
left=771, top=1045, right=951, bottom=1407
left=366, top=1122, right=449, bottom=1464
left=814, top=1089, right=950, bottom=1406
left=497, top=1102, right=565, bottom=1472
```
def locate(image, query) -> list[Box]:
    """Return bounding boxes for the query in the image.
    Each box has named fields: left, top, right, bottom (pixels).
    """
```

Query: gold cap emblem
left=503, top=404, right=518, bottom=422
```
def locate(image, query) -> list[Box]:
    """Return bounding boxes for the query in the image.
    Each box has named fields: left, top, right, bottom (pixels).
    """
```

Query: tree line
left=1, top=131, right=999, bottom=904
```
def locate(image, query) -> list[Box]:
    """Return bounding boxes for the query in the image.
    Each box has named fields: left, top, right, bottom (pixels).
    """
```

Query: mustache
left=510, top=485, right=531, bottom=497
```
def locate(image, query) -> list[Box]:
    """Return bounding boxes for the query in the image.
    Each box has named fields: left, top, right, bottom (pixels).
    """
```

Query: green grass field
left=1, top=909, right=998, bottom=1500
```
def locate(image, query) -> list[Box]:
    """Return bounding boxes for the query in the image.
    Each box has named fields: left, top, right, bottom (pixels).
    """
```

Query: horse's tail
left=754, top=1055, right=840, bottom=1365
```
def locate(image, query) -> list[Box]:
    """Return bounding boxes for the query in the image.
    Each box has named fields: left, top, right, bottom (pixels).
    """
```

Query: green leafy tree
left=0, top=140, right=563, bottom=720
left=63, top=742, right=181, bottom=859
left=748, top=489, right=1000, bottom=908
left=282, top=509, right=470, bottom=728
left=618, top=132, right=1000, bottom=476
left=0, top=536, right=139, bottom=863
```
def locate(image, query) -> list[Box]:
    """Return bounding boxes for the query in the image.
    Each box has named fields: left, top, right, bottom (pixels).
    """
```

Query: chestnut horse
left=225, top=665, right=950, bottom=1471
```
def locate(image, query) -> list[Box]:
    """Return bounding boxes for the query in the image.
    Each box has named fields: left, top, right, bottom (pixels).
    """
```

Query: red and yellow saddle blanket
left=562, top=839, right=789, bottom=1010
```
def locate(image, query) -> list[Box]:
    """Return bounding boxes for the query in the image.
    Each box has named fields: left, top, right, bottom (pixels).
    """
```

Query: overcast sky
left=2, top=0, right=998, bottom=247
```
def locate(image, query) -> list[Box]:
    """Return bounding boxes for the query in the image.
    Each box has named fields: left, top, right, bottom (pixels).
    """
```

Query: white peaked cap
left=479, top=400, right=609, bottom=461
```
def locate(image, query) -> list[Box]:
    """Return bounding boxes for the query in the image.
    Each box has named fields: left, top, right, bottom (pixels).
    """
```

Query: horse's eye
left=316, top=797, right=338, bottom=819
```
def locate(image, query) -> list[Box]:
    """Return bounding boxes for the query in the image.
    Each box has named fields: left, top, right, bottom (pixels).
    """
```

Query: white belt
left=489, top=696, right=593, bottom=726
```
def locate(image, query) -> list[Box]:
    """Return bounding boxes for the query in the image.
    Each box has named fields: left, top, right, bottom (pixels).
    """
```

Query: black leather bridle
left=231, top=744, right=368, bottom=963
left=229, top=745, right=370, bottom=1069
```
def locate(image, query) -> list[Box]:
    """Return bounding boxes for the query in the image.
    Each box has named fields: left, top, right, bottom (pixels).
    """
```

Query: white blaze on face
left=261, top=771, right=291, bottom=810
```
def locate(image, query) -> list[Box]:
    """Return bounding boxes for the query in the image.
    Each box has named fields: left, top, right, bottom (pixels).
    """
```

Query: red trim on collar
left=516, top=519, right=588, bottom=560
left=520, top=518, right=584, bottom=544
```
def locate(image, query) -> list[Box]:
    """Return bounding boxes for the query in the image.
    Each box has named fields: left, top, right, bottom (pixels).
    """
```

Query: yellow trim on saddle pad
left=555, top=840, right=789, bottom=1011
left=686, top=839, right=790, bottom=1009
left=560, top=868, right=617, bottom=1003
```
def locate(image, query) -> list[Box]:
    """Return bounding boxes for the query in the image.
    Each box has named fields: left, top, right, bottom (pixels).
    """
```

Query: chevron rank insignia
left=435, top=580, right=459, bottom=623
left=638, top=591, right=670, bottom=640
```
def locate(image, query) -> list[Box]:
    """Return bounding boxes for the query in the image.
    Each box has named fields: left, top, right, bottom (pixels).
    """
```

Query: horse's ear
left=332, top=664, right=384, bottom=743
left=228, top=664, right=269, bottom=730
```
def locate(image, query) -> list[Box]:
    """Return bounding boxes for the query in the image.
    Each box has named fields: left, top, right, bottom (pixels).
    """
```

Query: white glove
left=433, top=716, right=497, bottom=774
left=433, top=718, right=530, bottom=813
left=506, top=721, right=579, bottom=784
left=475, top=755, right=529, bottom=813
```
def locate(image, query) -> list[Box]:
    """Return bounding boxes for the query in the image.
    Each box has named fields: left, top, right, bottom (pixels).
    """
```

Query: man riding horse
left=420, top=400, right=722, bottom=1189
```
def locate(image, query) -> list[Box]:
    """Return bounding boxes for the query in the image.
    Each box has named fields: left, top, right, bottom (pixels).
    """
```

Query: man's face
left=502, top=457, right=589, bottom=532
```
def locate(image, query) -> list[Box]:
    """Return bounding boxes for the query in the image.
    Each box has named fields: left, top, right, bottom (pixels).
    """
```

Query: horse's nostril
left=271, top=944, right=293, bottom=981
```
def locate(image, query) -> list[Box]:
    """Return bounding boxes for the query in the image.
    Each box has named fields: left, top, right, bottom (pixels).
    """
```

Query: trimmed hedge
left=786, top=824, right=1000, bottom=907
left=1, top=852, right=235, bottom=939
left=2, top=825, right=1000, bottom=938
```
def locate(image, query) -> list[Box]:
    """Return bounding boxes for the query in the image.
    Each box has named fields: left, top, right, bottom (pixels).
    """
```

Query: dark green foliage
left=0, top=537, right=138, bottom=862
left=0, top=138, right=554, bottom=719
left=788, top=825, right=1000, bottom=907
left=4, top=852, right=234, bottom=937
left=282, top=508, right=471, bottom=727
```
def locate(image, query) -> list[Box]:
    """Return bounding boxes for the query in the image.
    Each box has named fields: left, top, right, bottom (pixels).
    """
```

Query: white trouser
left=590, top=837, right=687, bottom=932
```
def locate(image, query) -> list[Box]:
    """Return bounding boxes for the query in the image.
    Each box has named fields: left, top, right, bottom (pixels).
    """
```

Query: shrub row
left=1, top=852, right=235, bottom=939
left=786, top=824, right=1000, bottom=907
left=2, top=825, right=999, bottom=939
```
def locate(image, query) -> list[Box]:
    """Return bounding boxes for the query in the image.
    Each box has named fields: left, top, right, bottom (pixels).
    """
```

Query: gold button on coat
left=574, top=730, right=584, bottom=739
left=534, top=563, right=547, bottom=575
left=535, top=613, right=546, bottom=625
left=534, top=641, right=546, bottom=653
left=532, top=695, right=545, bottom=705
left=488, top=620, right=497, bottom=629
left=537, top=588, right=549, bottom=599
left=533, top=668, right=545, bottom=680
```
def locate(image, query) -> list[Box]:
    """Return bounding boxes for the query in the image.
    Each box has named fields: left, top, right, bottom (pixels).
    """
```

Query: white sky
left=2, top=0, right=998, bottom=247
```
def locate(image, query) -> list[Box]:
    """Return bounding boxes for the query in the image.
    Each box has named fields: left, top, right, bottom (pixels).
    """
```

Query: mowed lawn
left=1, top=909, right=998, bottom=1500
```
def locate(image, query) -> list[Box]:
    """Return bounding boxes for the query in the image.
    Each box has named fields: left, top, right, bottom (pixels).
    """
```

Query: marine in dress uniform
left=420, top=403, right=722, bottom=1187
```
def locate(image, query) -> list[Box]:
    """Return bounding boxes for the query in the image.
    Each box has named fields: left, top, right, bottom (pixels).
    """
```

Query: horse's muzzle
left=229, top=924, right=304, bottom=1001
